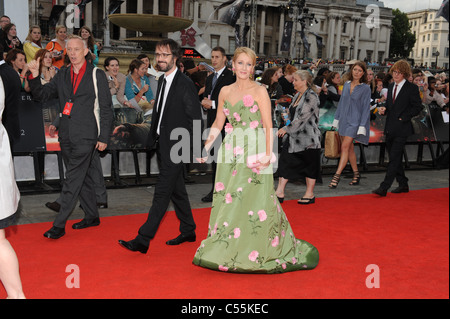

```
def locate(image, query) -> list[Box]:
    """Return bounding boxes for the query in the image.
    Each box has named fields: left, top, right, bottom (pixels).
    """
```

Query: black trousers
left=136, top=147, right=196, bottom=245
left=54, top=141, right=99, bottom=228
left=380, top=135, right=409, bottom=190
left=55, top=149, right=107, bottom=205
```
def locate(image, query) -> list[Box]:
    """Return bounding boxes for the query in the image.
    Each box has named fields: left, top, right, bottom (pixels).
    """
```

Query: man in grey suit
left=28, top=36, right=113, bottom=239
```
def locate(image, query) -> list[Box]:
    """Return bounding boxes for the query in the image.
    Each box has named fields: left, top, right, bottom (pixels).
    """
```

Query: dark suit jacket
left=384, top=80, right=423, bottom=137
left=146, top=69, right=202, bottom=162
left=29, top=62, right=113, bottom=145
left=204, top=68, right=235, bottom=128
left=0, top=62, right=21, bottom=146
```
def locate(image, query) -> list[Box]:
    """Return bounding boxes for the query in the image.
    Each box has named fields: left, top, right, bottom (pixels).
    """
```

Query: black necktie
left=155, top=78, right=166, bottom=135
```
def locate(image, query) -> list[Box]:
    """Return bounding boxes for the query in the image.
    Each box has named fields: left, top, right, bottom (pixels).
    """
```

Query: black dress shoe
left=72, top=218, right=100, bottom=230
left=391, top=185, right=409, bottom=193
left=45, top=201, right=60, bottom=212
left=166, top=232, right=196, bottom=245
left=118, top=239, right=148, bottom=254
left=44, top=226, right=65, bottom=239
left=372, top=187, right=387, bottom=197
left=201, top=192, right=213, bottom=203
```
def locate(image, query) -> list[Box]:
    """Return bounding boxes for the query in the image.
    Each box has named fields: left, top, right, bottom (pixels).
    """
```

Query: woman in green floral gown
left=193, top=47, right=319, bottom=273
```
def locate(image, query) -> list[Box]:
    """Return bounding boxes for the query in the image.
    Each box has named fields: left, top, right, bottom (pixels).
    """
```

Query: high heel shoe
left=328, top=173, right=341, bottom=189
left=349, top=171, right=361, bottom=186
left=277, top=196, right=284, bottom=203
left=298, top=197, right=315, bottom=205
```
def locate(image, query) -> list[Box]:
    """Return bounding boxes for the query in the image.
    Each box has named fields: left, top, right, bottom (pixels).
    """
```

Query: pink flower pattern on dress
left=250, top=105, right=258, bottom=113
left=225, top=123, right=233, bottom=134
left=243, top=95, right=254, bottom=107
left=192, top=95, right=318, bottom=273
left=215, top=182, right=225, bottom=192
left=258, top=210, right=267, bottom=222
left=248, top=250, right=259, bottom=262
left=250, top=120, right=259, bottom=129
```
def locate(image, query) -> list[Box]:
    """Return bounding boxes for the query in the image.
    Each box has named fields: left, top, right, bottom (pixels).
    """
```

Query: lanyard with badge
left=63, top=67, right=83, bottom=116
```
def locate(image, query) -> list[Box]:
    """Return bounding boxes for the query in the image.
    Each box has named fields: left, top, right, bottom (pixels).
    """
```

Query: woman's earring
left=232, top=67, right=235, bottom=76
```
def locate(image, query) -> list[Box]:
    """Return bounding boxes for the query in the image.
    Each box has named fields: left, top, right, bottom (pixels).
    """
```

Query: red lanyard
left=70, top=68, right=83, bottom=95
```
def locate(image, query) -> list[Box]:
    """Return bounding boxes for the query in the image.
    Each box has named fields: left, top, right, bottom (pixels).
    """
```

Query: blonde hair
left=55, top=25, right=67, bottom=34
left=294, top=70, right=317, bottom=93
left=25, top=25, right=41, bottom=43
left=232, top=47, right=257, bottom=80
left=232, top=47, right=256, bottom=66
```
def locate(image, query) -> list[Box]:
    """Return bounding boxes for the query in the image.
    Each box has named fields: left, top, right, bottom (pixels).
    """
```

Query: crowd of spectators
left=1, top=16, right=448, bottom=166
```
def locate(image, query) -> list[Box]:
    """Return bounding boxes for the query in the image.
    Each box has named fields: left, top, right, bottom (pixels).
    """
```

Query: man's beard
left=158, top=59, right=175, bottom=73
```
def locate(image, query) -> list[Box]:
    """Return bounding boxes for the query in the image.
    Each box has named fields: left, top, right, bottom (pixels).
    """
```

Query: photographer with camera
left=1, top=23, right=23, bottom=54
left=423, top=76, right=447, bottom=109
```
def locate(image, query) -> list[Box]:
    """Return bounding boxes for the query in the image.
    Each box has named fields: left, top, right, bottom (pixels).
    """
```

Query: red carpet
left=2, top=188, right=448, bottom=299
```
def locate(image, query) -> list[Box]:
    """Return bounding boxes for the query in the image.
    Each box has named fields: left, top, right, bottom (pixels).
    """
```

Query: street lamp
left=349, top=37, right=354, bottom=59
left=37, top=3, right=44, bottom=25
left=434, top=51, right=440, bottom=68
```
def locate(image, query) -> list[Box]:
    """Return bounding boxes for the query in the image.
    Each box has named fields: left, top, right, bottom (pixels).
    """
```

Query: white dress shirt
left=156, top=67, right=177, bottom=135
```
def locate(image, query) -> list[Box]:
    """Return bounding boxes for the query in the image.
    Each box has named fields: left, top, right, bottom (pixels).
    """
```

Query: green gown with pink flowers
left=192, top=95, right=319, bottom=273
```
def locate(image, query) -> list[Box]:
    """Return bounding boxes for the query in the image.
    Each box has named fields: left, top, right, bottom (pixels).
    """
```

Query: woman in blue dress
left=329, top=61, right=371, bottom=188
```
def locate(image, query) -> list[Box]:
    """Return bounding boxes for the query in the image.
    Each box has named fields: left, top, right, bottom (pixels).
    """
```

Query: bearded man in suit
left=119, top=39, right=203, bottom=253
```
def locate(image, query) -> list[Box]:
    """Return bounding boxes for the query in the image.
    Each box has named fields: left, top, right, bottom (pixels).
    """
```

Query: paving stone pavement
left=15, top=167, right=449, bottom=226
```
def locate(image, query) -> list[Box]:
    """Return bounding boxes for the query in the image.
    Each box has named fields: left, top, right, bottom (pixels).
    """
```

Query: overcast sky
left=381, top=0, right=444, bottom=12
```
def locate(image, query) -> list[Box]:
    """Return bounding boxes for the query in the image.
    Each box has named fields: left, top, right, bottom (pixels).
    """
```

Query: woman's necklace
left=294, top=88, right=306, bottom=106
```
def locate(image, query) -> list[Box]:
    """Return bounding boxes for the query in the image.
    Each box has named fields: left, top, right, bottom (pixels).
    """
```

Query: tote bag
left=324, top=130, right=341, bottom=159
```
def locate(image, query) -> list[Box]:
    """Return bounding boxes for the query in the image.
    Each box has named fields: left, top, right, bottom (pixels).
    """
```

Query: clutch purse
left=246, top=152, right=277, bottom=169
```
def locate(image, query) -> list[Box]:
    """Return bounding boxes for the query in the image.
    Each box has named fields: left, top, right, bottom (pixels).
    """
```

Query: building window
left=435, top=23, right=439, bottom=29
left=229, top=37, right=236, bottom=54
left=366, top=50, right=373, bottom=62
left=427, top=34, right=430, bottom=41
left=426, top=47, right=429, bottom=57
left=444, top=47, right=449, bottom=57
left=434, top=33, right=439, bottom=41
left=421, top=48, right=424, bottom=57
left=213, top=6, right=219, bottom=20
left=211, top=35, right=220, bottom=48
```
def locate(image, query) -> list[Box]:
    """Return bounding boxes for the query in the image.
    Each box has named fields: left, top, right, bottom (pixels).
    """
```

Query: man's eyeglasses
left=155, top=53, right=172, bottom=59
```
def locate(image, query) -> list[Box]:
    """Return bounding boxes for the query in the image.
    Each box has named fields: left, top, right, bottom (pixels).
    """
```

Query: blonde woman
left=193, top=47, right=319, bottom=274
left=275, top=70, right=321, bottom=205
left=45, top=25, right=67, bottom=69
left=23, top=25, right=43, bottom=63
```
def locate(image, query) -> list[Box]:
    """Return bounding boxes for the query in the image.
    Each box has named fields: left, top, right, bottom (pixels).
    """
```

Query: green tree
left=390, top=9, right=416, bottom=58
